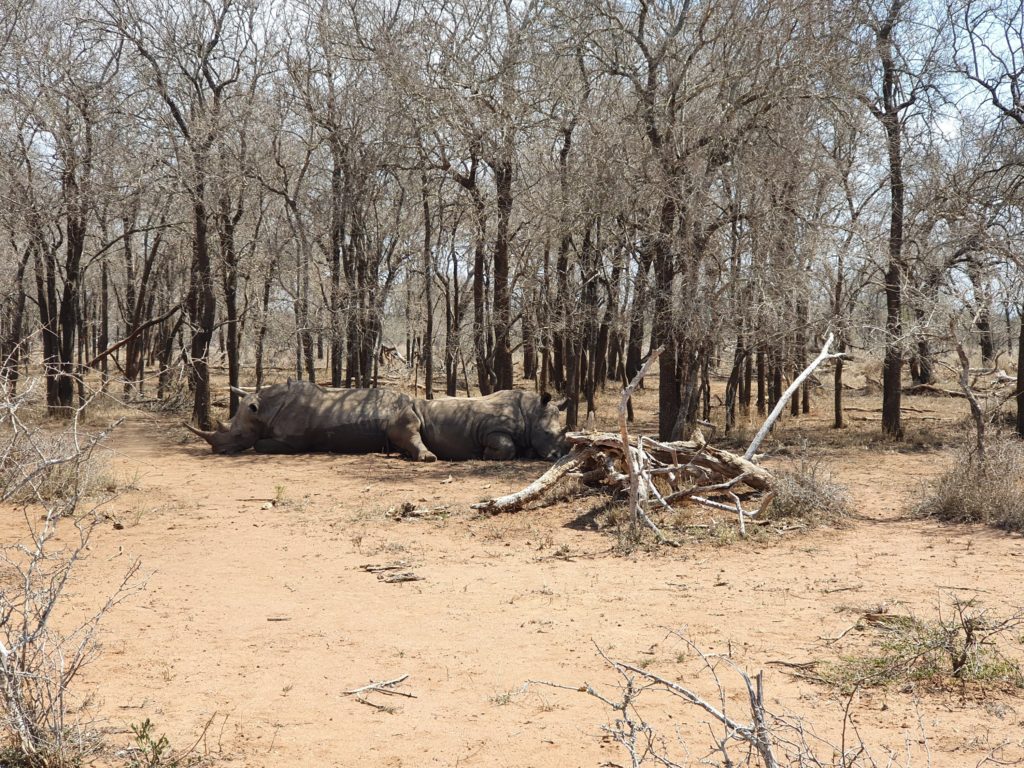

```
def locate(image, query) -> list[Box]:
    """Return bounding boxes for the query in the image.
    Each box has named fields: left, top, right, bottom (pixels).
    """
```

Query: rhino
left=184, top=380, right=437, bottom=461
left=409, top=390, right=568, bottom=460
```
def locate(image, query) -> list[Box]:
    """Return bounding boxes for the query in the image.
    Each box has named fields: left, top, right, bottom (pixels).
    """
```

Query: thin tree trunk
left=491, top=157, right=514, bottom=390
left=756, top=345, right=766, bottom=416
left=1016, top=302, right=1024, bottom=438
left=422, top=177, right=434, bottom=400
left=187, top=177, right=217, bottom=430
left=834, top=339, right=846, bottom=429
left=877, top=4, right=906, bottom=440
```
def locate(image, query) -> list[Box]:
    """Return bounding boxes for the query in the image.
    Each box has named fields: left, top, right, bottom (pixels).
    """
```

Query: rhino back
left=415, top=391, right=526, bottom=460
left=266, top=383, right=411, bottom=452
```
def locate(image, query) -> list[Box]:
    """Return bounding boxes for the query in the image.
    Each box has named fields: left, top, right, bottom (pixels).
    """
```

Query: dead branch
left=470, top=429, right=774, bottom=529
left=619, top=347, right=666, bottom=543
left=954, top=332, right=986, bottom=461
left=343, top=675, right=415, bottom=698
left=378, top=572, right=423, bottom=583
left=85, top=304, right=182, bottom=369
left=470, top=449, right=591, bottom=513
left=360, top=562, right=409, bottom=573
left=745, top=332, right=842, bottom=461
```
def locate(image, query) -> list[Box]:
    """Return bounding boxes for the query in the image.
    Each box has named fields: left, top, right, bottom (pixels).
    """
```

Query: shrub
left=821, top=598, right=1024, bottom=693
left=0, top=383, right=139, bottom=767
left=916, top=437, right=1024, bottom=531
left=764, top=456, right=850, bottom=525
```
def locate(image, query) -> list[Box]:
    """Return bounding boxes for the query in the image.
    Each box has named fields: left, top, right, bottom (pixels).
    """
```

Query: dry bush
left=0, top=427, right=117, bottom=507
left=915, top=437, right=1024, bottom=531
left=764, top=456, right=850, bottom=526
left=820, top=598, right=1024, bottom=694
left=530, top=633, right=937, bottom=768
left=0, top=381, right=141, bottom=767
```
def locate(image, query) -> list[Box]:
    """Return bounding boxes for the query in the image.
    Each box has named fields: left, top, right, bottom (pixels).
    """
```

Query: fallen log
left=565, top=432, right=773, bottom=492
left=902, top=383, right=967, bottom=398
left=470, top=432, right=772, bottom=515
left=470, top=449, right=593, bottom=513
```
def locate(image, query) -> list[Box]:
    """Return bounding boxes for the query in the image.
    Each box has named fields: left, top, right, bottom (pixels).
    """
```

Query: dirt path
left=13, top=415, right=1024, bottom=767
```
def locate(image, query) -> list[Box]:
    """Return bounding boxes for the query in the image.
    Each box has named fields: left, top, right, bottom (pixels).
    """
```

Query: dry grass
left=0, top=427, right=120, bottom=509
left=763, top=454, right=850, bottom=526
left=915, top=437, right=1024, bottom=532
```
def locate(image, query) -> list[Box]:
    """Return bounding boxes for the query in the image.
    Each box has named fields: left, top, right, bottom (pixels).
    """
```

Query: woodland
left=1, top=0, right=1023, bottom=441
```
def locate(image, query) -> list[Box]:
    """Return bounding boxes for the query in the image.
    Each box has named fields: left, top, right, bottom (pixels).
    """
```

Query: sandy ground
left=4, top=387, right=1024, bottom=767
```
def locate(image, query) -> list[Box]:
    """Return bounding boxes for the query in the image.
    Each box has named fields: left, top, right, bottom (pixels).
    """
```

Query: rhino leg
left=481, top=432, right=516, bottom=461
left=389, top=408, right=437, bottom=462
left=253, top=438, right=299, bottom=454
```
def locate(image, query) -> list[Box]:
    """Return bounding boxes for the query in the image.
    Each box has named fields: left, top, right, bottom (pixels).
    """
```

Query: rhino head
left=531, top=392, right=569, bottom=459
left=184, top=387, right=264, bottom=454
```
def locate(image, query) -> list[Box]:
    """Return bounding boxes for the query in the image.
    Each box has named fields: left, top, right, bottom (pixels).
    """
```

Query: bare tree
left=101, top=0, right=264, bottom=428
left=853, top=0, right=947, bottom=439
left=951, top=0, right=1024, bottom=435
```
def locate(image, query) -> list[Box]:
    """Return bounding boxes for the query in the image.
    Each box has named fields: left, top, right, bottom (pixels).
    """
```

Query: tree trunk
left=471, top=194, right=492, bottom=395
left=649, top=194, right=680, bottom=440
left=422, top=178, right=434, bottom=399
left=725, top=336, right=745, bottom=433
left=1016, top=302, right=1024, bottom=438
left=255, top=259, right=275, bottom=391
left=329, top=140, right=346, bottom=387
left=522, top=294, right=537, bottom=381
left=444, top=243, right=460, bottom=397
left=2, top=247, right=31, bottom=390
left=834, top=339, right=846, bottom=429
left=187, top=182, right=216, bottom=430
left=50, top=212, right=86, bottom=415
left=878, top=7, right=906, bottom=440
left=218, top=191, right=243, bottom=415
left=977, top=309, right=994, bottom=366
left=98, top=260, right=109, bottom=387
left=491, top=158, right=514, bottom=390
left=625, top=251, right=652, bottom=384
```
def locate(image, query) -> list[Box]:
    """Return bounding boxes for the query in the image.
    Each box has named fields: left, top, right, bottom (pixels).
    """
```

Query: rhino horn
left=182, top=422, right=217, bottom=444
left=215, top=419, right=229, bottom=432
left=230, top=386, right=248, bottom=397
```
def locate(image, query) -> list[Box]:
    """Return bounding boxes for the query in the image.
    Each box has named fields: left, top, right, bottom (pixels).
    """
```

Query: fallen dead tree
left=471, top=429, right=775, bottom=523
left=473, top=334, right=845, bottom=540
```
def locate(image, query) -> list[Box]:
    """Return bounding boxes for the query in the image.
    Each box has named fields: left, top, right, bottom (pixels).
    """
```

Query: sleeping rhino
left=408, top=389, right=568, bottom=460
left=184, top=380, right=437, bottom=461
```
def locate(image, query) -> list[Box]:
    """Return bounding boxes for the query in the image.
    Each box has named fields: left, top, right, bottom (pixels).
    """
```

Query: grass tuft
left=764, top=455, right=850, bottom=525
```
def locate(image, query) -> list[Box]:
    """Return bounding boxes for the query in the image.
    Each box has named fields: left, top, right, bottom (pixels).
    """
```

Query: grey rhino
left=184, top=380, right=436, bottom=461
left=409, top=390, right=568, bottom=460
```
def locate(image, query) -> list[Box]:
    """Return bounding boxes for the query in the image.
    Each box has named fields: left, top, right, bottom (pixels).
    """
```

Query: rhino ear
left=541, top=392, right=569, bottom=411
left=248, top=402, right=259, bottom=413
